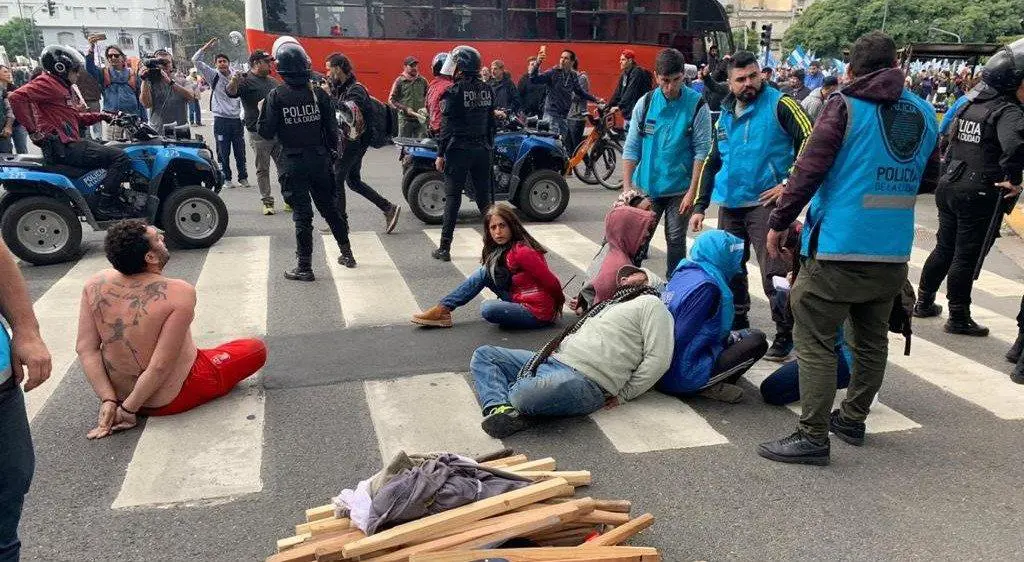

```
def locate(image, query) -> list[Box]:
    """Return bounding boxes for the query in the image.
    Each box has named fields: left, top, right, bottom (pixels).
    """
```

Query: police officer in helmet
left=432, top=45, right=496, bottom=261
left=915, top=38, right=1024, bottom=337
left=258, top=36, right=357, bottom=281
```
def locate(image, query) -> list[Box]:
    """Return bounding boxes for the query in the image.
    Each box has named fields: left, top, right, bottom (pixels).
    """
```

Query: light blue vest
left=801, top=90, right=938, bottom=262
left=631, top=86, right=703, bottom=198
left=0, top=322, right=11, bottom=386
left=712, top=86, right=795, bottom=208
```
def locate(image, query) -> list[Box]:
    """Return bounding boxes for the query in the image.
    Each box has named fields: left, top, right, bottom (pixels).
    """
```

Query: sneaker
left=481, top=405, right=537, bottom=438
left=411, top=305, right=453, bottom=328
left=731, top=314, right=750, bottom=331
left=913, top=301, right=943, bottom=318
left=432, top=248, right=451, bottom=262
left=763, top=333, right=794, bottom=362
left=262, top=203, right=275, bottom=216
left=284, top=203, right=293, bottom=212
left=829, top=409, right=866, bottom=446
left=225, top=180, right=238, bottom=189
left=284, top=268, right=315, bottom=282
left=697, top=382, right=744, bottom=403
left=944, top=318, right=989, bottom=337
left=238, top=178, right=250, bottom=188
left=1006, top=333, right=1024, bottom=363
left=384, top=205, right=401, bottom=234
left=757, top=430, right=830, bottom=466
left=337, top=250, right=357, bottom=269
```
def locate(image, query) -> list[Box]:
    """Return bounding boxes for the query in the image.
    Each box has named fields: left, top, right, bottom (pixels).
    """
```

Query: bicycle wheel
left=571, top=143, right=600, bottom=185
left=594, top=140, right=624, bottom=190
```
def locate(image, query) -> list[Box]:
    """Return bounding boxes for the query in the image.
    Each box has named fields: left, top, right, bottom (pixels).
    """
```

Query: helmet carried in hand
left=982, top=38, right=1024, bottom=93
left=40, top=45, right=86, bottom=80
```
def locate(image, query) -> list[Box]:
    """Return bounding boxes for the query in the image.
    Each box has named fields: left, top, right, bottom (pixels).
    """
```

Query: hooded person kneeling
left=470, top=265, right=673, bottom=438
left=658, top=230, right=769, bottom=403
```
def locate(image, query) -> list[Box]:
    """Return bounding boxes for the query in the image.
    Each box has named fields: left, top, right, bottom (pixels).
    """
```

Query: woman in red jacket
left=413, top=203, right=565, bottom=329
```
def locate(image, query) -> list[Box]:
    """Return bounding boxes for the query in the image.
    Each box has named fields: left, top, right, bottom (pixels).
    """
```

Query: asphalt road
left=13, top=123, right=1024, bottom=562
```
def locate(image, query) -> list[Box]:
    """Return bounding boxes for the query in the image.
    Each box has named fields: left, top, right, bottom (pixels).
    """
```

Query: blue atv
left=0, top=114, right=226, bottom=265
left=395, top=117, right=570, bottom=224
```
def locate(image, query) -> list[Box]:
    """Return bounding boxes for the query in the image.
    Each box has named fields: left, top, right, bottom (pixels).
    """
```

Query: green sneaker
left=481, top=405, right=536, bottom=439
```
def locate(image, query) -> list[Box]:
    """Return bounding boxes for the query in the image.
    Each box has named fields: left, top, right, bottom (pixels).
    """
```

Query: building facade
left=723, top=0, right=817, bottom=53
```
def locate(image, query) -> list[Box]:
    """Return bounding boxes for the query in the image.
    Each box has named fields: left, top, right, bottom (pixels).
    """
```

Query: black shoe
left=384, top=205, right=401, bottom=234
left=763, top=333, right=794, bottom=362
left=731, top=314, right=750, bottom=331
left=1006, top=333, right=1024, bottom=363
left=913, top=301, right=943, bottom=318
left=944, top=318, right=989, bottom=337
left=829, top=409, right=866, bottom=446
left=337, top=250, right=357, bottom=269
left=284, top=268, right=315, bottom=282
left=757, top=430, right=830, bottom=466
left=1012, top=362, right=1024, bottom=385
left=480, top=405, right=536, bottom=438
left=432, top=248, right=451, bottom=262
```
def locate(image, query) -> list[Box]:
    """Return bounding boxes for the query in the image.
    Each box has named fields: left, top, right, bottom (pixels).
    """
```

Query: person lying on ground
left=470, top=265, right=673, bottom=438
left=658, top=230, right=768, bottom=403
left=76, top=220, right=267, bottom=439
left=569, top=190, right=656, bottom=315
left=412, top=203, right=565, bottom=329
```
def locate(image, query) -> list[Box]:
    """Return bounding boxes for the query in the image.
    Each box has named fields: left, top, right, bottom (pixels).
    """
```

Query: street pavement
left=13, top=124, right=1024, bottom=561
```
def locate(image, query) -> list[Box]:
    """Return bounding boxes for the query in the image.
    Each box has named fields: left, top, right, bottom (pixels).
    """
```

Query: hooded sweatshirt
left=589, top=206, right=656, bottom=306
left=658, top=230, right=745, bottom=395
left=553, top=267, right=674, bottom=403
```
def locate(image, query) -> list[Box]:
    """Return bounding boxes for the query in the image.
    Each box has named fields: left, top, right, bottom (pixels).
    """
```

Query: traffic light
left=760, top=24, right=773, bottom=49
left=46, top=0, right=56, bottom=17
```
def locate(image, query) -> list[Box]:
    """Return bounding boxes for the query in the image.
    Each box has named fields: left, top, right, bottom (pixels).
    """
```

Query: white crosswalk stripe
left=425, top=228, right=496, bottom=300
left=325, top=232, right=421, bottom=326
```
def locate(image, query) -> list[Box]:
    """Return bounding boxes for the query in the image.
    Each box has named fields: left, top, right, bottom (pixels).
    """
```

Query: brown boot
left=412, top=305, right=453, bottom=328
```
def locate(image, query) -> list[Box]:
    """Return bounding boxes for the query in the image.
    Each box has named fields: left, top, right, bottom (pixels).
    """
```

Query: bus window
left=569, top=0, right=627, bottom=42
left=298, top=3, right=370, bottom=37
left=265, top=0, right=298, bottom=34
left=441, top=0, right=503, bottom=39
left=369, top=0, right=437, bottom=39
left=507, top=0, right=567, bottom=40
left=630, top=0, right=687, bottom=46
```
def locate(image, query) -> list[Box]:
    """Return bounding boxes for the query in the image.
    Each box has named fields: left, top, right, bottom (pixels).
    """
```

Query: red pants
left=142, top=338, right=267, bottom=416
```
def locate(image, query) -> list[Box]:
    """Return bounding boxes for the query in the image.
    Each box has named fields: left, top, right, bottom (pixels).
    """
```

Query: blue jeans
left=440, top=268, right=549, bottom=329
left=0, top=381, right=34, bottom=562
left=188, top=100, right=203, bottom=125
left=11, top=125, right=27, bottom=155
left=213, top=116, right=247, bottom=182
left=544, top=113, right=569, bottom=146
left=470, top=345, right=607, bottom=416
left=649, top=193, right=690, bottom=278
left=760, top=350, right=852, bottom=405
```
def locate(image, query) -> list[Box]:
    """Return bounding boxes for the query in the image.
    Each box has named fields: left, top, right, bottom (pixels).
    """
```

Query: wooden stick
left=276, top=533, right=311, bottom=553
left=582, top=514, right=655, bottom=547
left=341, top=478, right=572, bottom=558
left=577, top=510, right=631, bottom=526
left=408, top=546, right=661, bottom=561
left=504, top=457, right=557, bottom=472
left=546, top=498, right=632, bottom=514
left=305, top=505, right=336, bottom=522
left=295, top=517, right=350, bottom=536
left=516, top=471, right=591, bottom=487
left=480, top=454, right=528, bottom=468
left=265, top=529, right=365, bottom=562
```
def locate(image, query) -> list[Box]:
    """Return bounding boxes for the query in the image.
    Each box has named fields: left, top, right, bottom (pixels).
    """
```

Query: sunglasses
left=107, top=53, right=122, bottom=59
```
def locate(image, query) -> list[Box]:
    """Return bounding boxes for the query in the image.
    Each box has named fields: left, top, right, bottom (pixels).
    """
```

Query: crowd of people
left=3, top=28, right=1024, bottom=560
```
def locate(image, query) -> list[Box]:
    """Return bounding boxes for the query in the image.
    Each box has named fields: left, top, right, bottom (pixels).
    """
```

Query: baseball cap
left=249, top=50, right=273, bottom=64
left=404, top=56, right=419, bottom=65
left=621, top=49, right=636, bottom=59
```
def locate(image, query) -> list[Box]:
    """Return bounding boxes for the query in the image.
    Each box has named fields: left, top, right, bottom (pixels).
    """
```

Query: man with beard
left=227, top=50, right=283, bottom=215
left=76, top=220, right=267, bottom=438
left=608, top=49, right=652, bottom=128
left=489, top=60, right=521, bottom=116
left=389, top=56, right=428, bottom=138
left=691, top=50, right=812, bottom=363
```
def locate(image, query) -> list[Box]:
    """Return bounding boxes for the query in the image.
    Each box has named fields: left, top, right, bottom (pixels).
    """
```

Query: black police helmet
left=432, top=52, right=449, bottom=77
left=982, top=38, right=1024, bottom=93
left=440, top=45, right=481, bottom=76
left=40, top=45, right=85, bottom=80
left=272, top=36, right=311, bottom=85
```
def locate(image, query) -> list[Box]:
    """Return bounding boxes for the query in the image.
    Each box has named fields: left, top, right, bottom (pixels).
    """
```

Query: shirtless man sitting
left=77, top=220, right=267, bottom=439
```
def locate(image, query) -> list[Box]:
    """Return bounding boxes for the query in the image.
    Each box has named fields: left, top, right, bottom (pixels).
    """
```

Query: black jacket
left=608, top=65, right=651, bottom=117
left=490, top=75, right=521, bottom=114
left=946, top=86, right=1024, bottom=186
left=439, top=76, right=496, bottom=157
left=517, top=72, right=546, bottom=116
left=328, top=73, right=373, bottom=148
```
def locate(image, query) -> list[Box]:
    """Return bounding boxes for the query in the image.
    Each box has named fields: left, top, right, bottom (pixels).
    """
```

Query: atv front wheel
left=0, top=196, right=83, bottom=265
left=407, top=171, right=447, bottom=225
left=160, top=186, right=228, bottom=249
left=517, top=170, right=570, bottom=221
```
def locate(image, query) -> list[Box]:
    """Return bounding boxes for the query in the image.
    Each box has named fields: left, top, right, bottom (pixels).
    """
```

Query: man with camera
left=140, top=50, right=195, bottom=131
left=226, top=50, right=282, bottom=215
left=85, top=34, right=144, bottom=141
left=193, top=39, right=248, bottom=189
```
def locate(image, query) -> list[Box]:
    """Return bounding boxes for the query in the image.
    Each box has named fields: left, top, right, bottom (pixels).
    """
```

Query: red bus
left=243, top=0, right=733, bottom=100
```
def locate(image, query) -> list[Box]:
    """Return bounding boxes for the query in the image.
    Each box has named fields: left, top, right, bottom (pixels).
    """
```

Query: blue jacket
left=86, top=55, right=142, bottom=116
left=802, top=91, right=938, bottom=262
left=658, top=230, right=745, bottom=394
left=711, top=86, right=797, bottom=208
left=623, top=86, right=711, bottom=198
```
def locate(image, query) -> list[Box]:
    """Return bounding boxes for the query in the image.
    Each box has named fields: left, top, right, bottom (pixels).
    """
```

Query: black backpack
left=356, top=82, right=398, bottom=148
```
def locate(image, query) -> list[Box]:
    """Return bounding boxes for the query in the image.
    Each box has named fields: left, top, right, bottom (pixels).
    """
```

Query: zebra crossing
left=19, top=220, right=1024, bottom=510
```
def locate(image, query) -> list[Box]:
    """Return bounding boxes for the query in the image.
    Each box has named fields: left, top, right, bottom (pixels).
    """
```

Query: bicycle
left=565, top=106, right=626, bottom=190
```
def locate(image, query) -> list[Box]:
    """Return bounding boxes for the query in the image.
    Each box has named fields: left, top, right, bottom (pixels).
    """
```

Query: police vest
left=441, top=78, right=493, bottom=144
left=712, top=86, right=795, bottom=208
left=945, top=97, right=1016, bottom=186
left=801, top=90, right=938, bottom=262
left=270, top=84, right=332, bottom=149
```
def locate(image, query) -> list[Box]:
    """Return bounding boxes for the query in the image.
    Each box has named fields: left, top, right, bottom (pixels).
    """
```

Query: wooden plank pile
left=268, top=454, right=659, bottom=562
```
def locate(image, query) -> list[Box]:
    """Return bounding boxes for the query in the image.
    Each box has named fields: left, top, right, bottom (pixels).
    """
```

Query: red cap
left=621, top=49, right=636, bottom=59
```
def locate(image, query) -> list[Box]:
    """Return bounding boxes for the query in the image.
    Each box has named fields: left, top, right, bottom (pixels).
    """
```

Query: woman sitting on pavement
left=658, top=229, right=768, bottom=403
left=412, top=203, right=564, bottom=329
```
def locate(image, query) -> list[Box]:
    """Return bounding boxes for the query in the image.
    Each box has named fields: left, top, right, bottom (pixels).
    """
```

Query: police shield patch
left=877, top=99, right=926, bottom=163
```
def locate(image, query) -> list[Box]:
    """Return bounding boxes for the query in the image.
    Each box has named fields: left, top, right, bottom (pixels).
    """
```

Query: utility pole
left=15, top=0, right=30, bottom=59
left=882, top=0, right=889, bottom=31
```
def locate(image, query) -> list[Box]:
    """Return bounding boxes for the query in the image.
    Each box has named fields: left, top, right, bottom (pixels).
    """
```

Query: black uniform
left=437, top=75, right=496, bottom=248
left=918, top=89, right=1024, bottom=314
left=258, top=82, right=351, bottom=268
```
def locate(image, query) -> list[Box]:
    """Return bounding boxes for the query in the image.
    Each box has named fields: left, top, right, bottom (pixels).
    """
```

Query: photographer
left=139, top=53, right=195, bottom=130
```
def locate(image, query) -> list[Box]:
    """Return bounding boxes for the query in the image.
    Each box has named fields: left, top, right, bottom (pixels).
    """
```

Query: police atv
left=395, top=117, right=570, bottom=224
left=0, top=114, right=226, bottom=265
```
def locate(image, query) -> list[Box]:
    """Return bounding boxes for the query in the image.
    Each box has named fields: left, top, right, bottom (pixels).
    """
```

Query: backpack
left=889, top=279, right=916, bottom=356
left=355, top=82, right=398, bottom=148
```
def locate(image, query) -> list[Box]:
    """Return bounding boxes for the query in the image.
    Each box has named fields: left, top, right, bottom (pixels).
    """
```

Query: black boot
left=764, top=332, right=794, bottom=362
left=96, top=192, right=129, bottom=220
left=1006, top=332, right=1024, bottom=363
left=337, top=246, right=357, bottom=269
left=432, top=241, right=451, bottom=262
left=913, top=290, right=942, bottom=318
left=1012, top=357, right=1024, bottom=385
left=944, top=305, right=989, bottom=337
left=284, top=259, right=315, bottom=282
